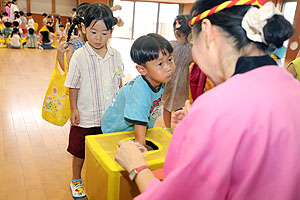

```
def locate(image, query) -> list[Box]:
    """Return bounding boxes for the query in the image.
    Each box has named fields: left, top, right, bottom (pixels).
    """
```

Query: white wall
left=56, top=0, right=76, bottom=16
left=18, top=0, right=76, bottom=15
left=18, top=0, right=27, bottom=12
left=31, top=0, right=52, bottom=14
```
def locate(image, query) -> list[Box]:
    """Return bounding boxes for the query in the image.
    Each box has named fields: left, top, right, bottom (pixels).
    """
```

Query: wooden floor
left=0, top=47, right=165, bottom=200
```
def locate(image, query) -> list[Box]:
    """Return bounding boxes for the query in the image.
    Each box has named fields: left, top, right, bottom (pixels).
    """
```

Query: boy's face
left=82, top=19, right=112, bottom=53
left=59, top=27, right=64, bottom=32
left=138, top=51, right=174, bottom=88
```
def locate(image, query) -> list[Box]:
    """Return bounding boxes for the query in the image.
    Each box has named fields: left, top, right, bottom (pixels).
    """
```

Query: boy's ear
left=136, top=65, right=147, bottom=76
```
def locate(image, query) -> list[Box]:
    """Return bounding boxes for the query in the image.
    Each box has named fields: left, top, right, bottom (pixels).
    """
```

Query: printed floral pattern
left=43, top=87, right=68, bottom=117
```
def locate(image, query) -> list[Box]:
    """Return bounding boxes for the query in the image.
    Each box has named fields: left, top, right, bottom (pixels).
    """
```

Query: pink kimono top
left=5, top=6, right=11, bottom=18
left=135, top=56, right=300, bottom=200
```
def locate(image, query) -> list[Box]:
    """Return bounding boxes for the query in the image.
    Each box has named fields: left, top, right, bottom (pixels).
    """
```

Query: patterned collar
left=67, top=39, right=85, bottom=51
left=84, top=42, right=114, bottom=60
left=233, top=55, right=277, bottom=75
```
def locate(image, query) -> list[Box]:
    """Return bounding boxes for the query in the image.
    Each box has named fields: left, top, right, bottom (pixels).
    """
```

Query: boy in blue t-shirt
left=101, top=33, right=174, bottom=147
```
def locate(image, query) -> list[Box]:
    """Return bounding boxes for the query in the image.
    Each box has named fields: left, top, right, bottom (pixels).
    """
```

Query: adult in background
left=10, top=0, right=19, bottom=22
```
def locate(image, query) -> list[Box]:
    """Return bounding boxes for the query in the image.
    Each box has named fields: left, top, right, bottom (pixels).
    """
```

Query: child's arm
left=57, top=42, right=66, bottom=71
left=134, top=124, right=147, bottom=146
left=66, top=44, right=75, bottom=67
left=69, top=88, right=80, bottom=126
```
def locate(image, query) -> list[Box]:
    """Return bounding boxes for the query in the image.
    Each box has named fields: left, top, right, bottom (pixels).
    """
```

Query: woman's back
left=162, top=65, right=300, bottom=200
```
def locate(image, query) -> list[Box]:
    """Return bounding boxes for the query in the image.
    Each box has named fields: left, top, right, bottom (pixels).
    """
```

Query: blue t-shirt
left=101, top=75, right=164, bottom=133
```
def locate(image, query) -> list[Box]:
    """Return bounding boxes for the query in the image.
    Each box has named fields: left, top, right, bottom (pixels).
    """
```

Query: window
left=133, top=2, right=159, bottom=39
left=112, top=1, right=180, bottom=40
left=158, top=3, right=179, bottom=41
left=56, top=0, right=76, bottom=16
left=113, top=0, right=134, bottom=39
left=282, top=2, right=297, bottom=25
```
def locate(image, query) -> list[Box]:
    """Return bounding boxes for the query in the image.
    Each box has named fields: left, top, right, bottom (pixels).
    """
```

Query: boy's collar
left=85, top=42, right=113, bottom=58
left=141, top=76, right=164, bottom=93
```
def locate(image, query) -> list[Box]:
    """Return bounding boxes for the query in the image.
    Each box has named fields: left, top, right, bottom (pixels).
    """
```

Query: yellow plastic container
left=85, top=127, right=172, bottom=200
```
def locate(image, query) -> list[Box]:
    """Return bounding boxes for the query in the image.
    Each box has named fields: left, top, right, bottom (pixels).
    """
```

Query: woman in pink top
left=5, top=1, right=11, bottom=18
left=115, top=0, right=300, bottom=199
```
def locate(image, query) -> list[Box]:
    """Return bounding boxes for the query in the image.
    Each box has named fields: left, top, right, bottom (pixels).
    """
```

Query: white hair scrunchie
left=242, top=2, right=281, bottom=44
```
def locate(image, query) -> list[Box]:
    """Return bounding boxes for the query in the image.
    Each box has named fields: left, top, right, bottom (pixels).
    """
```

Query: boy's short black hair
left=15, top=13, right=20, bottom=18
left=59, top=24, right=65, bottom=28
left=42, top=13, right=47, bottom=17
left=130, top=33, right=173, bottom=66
left=4, top=22, right=12, bottom=27
left=26, top=12, right=32, bottom=17
left=47, top=15, right=52, bottom=18
left=19, top=11, right=24, bottom=16
left=3, top=12, right=8, bottom=16
left=28, top=28, right=34, bottom=35
left=13, top=21, right=19, bottom=27
left=72, top=8, right=77, bottom=12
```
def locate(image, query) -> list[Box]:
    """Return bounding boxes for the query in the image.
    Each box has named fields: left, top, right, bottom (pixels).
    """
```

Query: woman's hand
left=115, top=140, right=147, bottom=173
left=172, top=100, right=191, bottom=124
left=70, top=108, right=80, bottom=126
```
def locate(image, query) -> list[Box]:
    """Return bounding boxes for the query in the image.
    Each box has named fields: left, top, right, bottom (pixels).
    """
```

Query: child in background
left=64, top=3, right=123, bottom=199
left=71, top=8, right=76, bottom=19
left=26, top=12, right=34, bottom=29
left=8, top=28, right=20, bottom=48
left=101, top=33, right=174, bottom=147
left=19, top=11, right=27, bottom=34
left=161, top=15, right=193, bottom=132
left=57, top=2, right=90, bottom=72
left=1, top=22, right=12, bottom=38
left=58, top=24, right=66, bottom=42
left=2, top=12, right=10, bottom=22
left=25, top=28, right=37, bottom=48
left=42, top=13, right=47, bottom=25
left=12, top=21, right=22, bottom=35
left=14, top=13, right=21, bottom=25
left=65, top=17, right=72, bottom=39
left=55, top=15, right=61, bottom=35
left=39, top=31, right=54, bottom=49
left=46, top=15, right=54, bottom=33
left=0, top=14, right=4, bottom=31
left=5, top=2, right=11, bottom=19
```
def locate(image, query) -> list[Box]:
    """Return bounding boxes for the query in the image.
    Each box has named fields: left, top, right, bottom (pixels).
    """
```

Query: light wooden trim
left=52, top=0, right=55, bottom=14
left=285, top=1, right=300, bottom=65
left=27, top=0, right=31, bottom=12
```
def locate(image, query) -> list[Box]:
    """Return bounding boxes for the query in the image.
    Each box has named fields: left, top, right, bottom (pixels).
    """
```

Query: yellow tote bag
left=42, top=58, right=70, bottom=126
